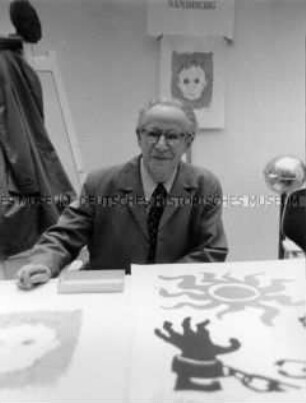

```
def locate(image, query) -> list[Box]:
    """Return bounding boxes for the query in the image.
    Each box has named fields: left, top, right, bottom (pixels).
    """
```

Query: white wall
left=192, top=0, right=306, bottom=260
left=1, top=0, right=305, bottom=261
left=35, top=0, right=158, bottom=169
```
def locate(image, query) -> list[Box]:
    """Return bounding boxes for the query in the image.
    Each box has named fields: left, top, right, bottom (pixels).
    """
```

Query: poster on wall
left=128, top=261, right=306, bottom=402
left=160, top=35, right=226, bottom=129
left=147, top=0, right=236, bottom=39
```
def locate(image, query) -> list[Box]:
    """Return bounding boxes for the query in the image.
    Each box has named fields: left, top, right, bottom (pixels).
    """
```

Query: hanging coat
left=0, top=42, right=76, bottom=257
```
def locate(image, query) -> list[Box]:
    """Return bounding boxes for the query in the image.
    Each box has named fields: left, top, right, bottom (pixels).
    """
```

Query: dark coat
left=0, top=48, right=75, bottom=257
left=282, top=188, right=306, bottom=253
left=29, top=156, right=228, bottom=275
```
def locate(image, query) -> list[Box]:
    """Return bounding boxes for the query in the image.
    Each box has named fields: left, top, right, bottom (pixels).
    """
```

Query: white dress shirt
left=140, top=157, right=177, bottom=202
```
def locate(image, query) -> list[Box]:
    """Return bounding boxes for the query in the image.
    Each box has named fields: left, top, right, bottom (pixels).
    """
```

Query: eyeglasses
left=140, top=129, right=187, bottom=146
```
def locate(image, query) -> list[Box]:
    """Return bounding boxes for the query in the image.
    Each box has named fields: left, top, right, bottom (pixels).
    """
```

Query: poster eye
left=183, top=78, right=189, bottom=84
left=194, top=79, right=200, bottom=84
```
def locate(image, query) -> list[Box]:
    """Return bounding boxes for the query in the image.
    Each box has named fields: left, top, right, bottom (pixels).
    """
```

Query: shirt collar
left=140, top=157, right=177, bottom=200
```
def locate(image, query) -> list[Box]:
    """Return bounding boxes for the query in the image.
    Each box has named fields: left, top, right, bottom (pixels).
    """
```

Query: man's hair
left=136, top=98, right=198, bottom=136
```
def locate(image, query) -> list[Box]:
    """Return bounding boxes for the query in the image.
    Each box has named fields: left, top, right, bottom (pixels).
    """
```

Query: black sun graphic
left=158, top=272, right=303, bottom=326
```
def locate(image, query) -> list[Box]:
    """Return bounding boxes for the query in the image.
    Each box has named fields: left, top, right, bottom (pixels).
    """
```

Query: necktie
left=147, top=183, right=167, bottom=263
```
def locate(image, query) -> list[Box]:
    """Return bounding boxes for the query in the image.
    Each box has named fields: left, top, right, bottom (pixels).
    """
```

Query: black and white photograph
left=0, top=0, right=305, bottom=402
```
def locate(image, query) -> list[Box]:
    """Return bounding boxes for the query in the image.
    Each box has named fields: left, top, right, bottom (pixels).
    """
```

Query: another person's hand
left=16, top=264, right=51, bottom=290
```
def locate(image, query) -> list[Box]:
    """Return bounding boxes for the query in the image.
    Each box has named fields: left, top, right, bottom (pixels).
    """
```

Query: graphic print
left=159, top=272, right=304, bottom=326
left=0, top=310, right=82, bottom=388
left=155, top=317, right=301, bottom=393
left=171, top=52, right=213, bottom=109
left=276, top=359, right=306, bottom=379
left=128, top=263, right=306, bottom=402
left=160, top=36, right=226, bottom=128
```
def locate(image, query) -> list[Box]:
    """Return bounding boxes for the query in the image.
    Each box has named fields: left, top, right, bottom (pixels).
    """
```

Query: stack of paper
left=58, top=269, right=125, bottom=294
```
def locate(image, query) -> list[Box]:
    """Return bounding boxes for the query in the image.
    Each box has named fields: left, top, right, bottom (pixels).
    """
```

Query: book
left=57, top=269, right=125, bottom=294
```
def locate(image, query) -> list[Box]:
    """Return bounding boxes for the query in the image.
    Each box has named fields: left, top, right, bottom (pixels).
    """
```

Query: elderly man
left=17, top=98, right=228, bottom=289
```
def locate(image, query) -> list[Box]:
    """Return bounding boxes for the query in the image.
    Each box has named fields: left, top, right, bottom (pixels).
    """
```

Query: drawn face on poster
left=171, top=51, right=213, bottom=110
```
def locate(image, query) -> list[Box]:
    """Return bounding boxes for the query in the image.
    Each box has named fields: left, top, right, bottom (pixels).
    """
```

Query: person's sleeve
left=29, top=179, right=94, bottom=276
left=178, top=176, right=228, bottom=263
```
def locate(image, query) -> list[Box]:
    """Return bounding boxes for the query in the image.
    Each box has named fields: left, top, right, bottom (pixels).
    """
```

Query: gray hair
left=136, top=98, right=198, bottom=136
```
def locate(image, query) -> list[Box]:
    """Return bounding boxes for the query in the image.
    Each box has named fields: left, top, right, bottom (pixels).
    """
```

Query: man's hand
left=16, top=264, right=51, bottom=290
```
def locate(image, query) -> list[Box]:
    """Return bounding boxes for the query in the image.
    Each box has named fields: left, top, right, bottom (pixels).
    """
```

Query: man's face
left=137, top=105, right=193, bottom=183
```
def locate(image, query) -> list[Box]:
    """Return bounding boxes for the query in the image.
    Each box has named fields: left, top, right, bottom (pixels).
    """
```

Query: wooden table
left=0, top=258, right=305, bottom=402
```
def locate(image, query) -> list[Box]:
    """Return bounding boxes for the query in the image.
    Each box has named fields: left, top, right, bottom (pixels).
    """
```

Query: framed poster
left=160, top=36, right=226, bottom=129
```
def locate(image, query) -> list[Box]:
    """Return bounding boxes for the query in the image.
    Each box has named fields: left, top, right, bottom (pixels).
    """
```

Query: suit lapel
left=116, top=158, right=198, bottom=238
left=117, top=156, right=148, bottom=240
left=159, top=162, right=198, bottom=230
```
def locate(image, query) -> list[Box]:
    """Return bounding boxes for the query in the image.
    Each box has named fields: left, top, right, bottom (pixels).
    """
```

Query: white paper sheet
left=128, top=260, right=306, bottom=402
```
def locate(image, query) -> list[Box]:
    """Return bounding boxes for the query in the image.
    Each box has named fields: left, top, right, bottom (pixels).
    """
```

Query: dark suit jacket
left=30, top=156, right=228, bottom=275
left=282, top=188, right=306, bottom=253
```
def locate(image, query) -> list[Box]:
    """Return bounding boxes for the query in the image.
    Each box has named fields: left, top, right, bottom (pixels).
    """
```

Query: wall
left=192, top=0, right=306, bottom=260
left=1, top=0, right=305, bottom=261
